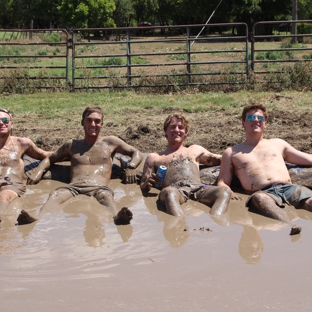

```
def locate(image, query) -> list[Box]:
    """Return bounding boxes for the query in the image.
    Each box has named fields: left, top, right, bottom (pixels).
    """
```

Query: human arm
left=195, top=145, right=222, bottom=167
left=281, top=139, right=312, bottom=166
left=113, top=137, right=144, bottom=184
left=27, top=140, right=72, bottom=185
left=140, top=154, right=158, bottom=193
left=22, top=137, right=52, bottom=160
left=217, top=147, right=240, bottom=200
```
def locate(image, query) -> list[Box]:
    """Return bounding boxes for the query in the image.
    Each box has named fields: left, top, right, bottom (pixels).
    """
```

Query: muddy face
left=163, top=157, right=201, bottom=187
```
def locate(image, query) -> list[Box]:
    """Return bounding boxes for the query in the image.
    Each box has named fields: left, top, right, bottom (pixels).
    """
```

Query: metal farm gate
left=0, top=29, right=70, bottom=92
left=0, top=20, right=312, bottom=92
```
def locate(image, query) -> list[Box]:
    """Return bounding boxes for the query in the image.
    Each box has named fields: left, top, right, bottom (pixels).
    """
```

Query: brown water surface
left=1, top=179, right=312, bottom=311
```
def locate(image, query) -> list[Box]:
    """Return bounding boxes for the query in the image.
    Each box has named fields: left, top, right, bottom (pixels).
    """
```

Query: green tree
left=57, top=0, right=116, bottom=28
left=298, top=0, right=312, bottom=19
left=113, top=0, right=135, bottom=26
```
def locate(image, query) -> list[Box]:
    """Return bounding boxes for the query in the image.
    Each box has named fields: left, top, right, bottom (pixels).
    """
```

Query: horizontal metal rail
left=0, top=20, right=311, bottom=92
left=0, top=29, right=70, bottom=90
left=251, top=20, right=312, bottom=74
left=71, top=23, right=249, bottom=90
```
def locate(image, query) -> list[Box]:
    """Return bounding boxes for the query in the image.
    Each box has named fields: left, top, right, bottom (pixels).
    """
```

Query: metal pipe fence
left=0, top=20, right=312, bottom=92
left=0, top=29, right=70, bottom=92
left=72, top=23, right=249, bottom=91
left=251, top=20, right=312, bottom=73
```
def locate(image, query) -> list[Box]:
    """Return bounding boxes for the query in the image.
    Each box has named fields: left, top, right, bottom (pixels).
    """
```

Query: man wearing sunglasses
left=218, top=104, right=312, bottom=235
left=0, top=108, right=51, bottom=223
left=21, top=106, right=143, bottom=226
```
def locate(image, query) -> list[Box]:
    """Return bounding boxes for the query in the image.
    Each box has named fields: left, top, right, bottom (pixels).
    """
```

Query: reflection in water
left=162, top=217, right=190, bottom=248
left=228, top=198, right=294, bottom=264
left=238, top=226, right=263, bottom=264
left=117, top=224, right=133, bottom=242
left=144, top=196, right=191, bottom=248
left=83, top=211, right=105, bottom=247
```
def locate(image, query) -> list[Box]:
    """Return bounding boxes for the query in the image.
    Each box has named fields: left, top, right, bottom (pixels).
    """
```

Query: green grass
left=1, top=90, right=312, bottom=128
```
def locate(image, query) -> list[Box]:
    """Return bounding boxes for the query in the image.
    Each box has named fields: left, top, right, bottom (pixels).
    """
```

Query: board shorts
left=55, top=183, right=114, bottom=198
left=1, top=178, right=26, bottom=197
left=246, top=183, right=312, bottom=208
left=161, top=182, right=213, bottom=203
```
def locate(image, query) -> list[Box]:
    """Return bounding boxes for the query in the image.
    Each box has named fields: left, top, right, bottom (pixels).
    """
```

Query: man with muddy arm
left=217, top=104, right=312, bottom=235
left=20, top=106, right=143, bottom=225
left=140, top=113, right=231, bottom=217
left=0, top=108, right=51, bottom=223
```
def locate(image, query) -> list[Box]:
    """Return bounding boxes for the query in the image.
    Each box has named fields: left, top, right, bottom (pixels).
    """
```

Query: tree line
left=0, top=0, right=311, bottom=30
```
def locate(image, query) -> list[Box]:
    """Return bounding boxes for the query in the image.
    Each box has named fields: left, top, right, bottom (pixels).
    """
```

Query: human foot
left=16, top=210, right=37, bottom=225
left=290, top=225, right=302, bottom=235
left=114, top=207, right=133, bottom=225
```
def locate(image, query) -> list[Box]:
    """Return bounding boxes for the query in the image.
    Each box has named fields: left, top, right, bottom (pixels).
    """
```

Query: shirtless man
left=217, top=104, right=312, bottom=235
left=21, top=106, right=143, bottom=225
left=0, top=108, right=51, bottom=223
left=140, top=113, right=231, bottom=217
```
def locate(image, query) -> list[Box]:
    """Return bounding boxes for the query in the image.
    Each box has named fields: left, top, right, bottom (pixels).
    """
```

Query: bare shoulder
left=61, top=138, right=74, bottom=148
left=13, top=136, right=34, bottom=145
left=264, top=138, right=290, bottom=150
left=102, top=135, right=122, bottom=144
left=13, top=136, right=38, bottom=151
left=145, top=152, right=160, bottom=163
left=267, top=137, right=287, bottom=145
left=187, top=144, right=209, bottom=155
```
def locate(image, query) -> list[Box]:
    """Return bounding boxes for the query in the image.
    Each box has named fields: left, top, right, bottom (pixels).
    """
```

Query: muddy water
left=1, top=179, right=312, bottom=311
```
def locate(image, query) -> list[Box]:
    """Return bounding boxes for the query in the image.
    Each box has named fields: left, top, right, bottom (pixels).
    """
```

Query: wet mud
left=2, top=159, right=312, bottom=311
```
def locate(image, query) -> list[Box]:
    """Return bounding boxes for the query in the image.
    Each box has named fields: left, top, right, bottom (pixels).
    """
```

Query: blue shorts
left=246, top=183, right=312, bottom=208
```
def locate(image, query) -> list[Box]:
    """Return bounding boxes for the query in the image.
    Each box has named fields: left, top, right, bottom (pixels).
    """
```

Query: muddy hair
left=81, top=106, right=103, bottom=125
left=163, top=113, right=189, bottom=133
left=242, top=104, right=268, bottom=121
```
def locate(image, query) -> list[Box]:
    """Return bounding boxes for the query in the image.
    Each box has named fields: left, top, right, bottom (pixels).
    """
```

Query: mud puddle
left=1, top=179, right=312, bottom=311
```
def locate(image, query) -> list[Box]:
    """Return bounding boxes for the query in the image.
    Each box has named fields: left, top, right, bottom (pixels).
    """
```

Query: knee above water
left=95, top=190, right=113, bottom=202
left=217, top=186, right=231, bottom=198
left=250, top=192, right=269, bottom=204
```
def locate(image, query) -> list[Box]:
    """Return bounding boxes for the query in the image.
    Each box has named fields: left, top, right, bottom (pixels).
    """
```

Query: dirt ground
left=13, top=94, right=312, bottom=155
left=3, top=93, right=312, bottom=312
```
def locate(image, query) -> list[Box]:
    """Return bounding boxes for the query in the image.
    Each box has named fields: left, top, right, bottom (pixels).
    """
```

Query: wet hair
left=242, top=104, right=268, bottom=121
left=81, top=106, right=103, bottom=125
left=163, top=113, right=189, bottom=133
left=0, top=108, right=12, bottom=120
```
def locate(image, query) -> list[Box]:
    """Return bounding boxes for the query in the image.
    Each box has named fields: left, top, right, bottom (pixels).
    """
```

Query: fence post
left=186, top=27, right=191, bottom=85
left=126, top=30, right=132, bottom=86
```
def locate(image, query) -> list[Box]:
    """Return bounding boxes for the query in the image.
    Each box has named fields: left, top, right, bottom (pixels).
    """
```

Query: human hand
left=26, top=171, right=43, bottom=185
left=123, top=168, right=137, bottom=184
left=231, top=192, right=242, bottom=200
left=152, top=172, right=163, bottom=189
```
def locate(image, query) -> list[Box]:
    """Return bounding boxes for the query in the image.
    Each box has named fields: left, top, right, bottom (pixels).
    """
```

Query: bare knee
left=159, top=187, right=183, bottom=204
left=250, top=192, right=271, bottom=206
left=0, top=190, right=18, bottom=206
left=94, top=190, right=114, bottom=206
left=199, top=185, right=231, bottom=204
left=215, top=186, right=231, bottom=200
left=299, top=197, right=312, bottom=211
left=49, top=189, right=70, bottom=200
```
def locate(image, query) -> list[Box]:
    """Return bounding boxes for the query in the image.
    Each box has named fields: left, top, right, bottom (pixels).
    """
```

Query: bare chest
left=156, top=151, right=197, bottom=167
left=232, top=147, right=282, bottom=172
left=71, top=143, right=113, bottom=166
left=0, top=148, right=20, bottom=166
